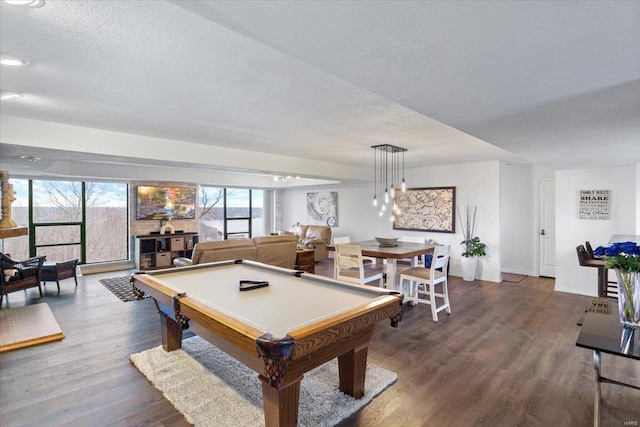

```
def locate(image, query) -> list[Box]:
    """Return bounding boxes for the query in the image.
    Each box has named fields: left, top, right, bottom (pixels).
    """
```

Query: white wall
left=500, top=162, right=555, bottom=276
left=500, top=163, right=536, bottom=276
left=555, top=165, right=638, bottom=296
left=284, top=160, right=502, bottom=282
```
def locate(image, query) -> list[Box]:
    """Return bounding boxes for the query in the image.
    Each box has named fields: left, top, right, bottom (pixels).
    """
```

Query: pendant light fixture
left=372, top=144, right=407, bottom=220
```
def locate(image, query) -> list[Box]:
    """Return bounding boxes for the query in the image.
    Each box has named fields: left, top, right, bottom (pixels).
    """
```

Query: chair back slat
left=576, top=245, right=589, bottom=266
left=433, top=255, right=449, bottom=271
left=334, top=244, right=383, bottom=287
left=585, top=241, right=596, bottom=260
left=333, top=236, right=351, bottom=245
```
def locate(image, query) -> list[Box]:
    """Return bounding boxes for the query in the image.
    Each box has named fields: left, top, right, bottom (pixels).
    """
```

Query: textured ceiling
left=1, top=1, right=639, bottom=184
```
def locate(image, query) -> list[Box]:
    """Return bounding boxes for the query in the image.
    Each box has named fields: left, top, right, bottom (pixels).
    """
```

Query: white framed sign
left=579, top=189, right=609, bottom=219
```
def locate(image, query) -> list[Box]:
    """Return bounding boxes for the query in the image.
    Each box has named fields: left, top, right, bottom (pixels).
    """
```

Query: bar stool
left=576, top=245, right=616, bottom=299
left=585, top=241, right=617, bottom=299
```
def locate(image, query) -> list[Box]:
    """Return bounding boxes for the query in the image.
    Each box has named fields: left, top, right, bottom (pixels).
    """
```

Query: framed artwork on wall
left=578, top=189, right=609, bottom=219
left=394, top=186, right=456, bottom=233
left=307, top=191, right=338, bottom=227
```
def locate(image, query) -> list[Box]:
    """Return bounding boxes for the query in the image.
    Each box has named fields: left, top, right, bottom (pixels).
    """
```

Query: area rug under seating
left=501, top=272, right=527, bottom=283
left=99, top=276, right=137, bottom=302
left=0, top=303, right=64, bottom=353
left=130, top=336, right=397, bottom=427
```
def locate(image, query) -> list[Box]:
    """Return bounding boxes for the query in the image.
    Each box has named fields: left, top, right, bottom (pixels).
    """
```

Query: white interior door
left=539, top=180, right=556, bottom=277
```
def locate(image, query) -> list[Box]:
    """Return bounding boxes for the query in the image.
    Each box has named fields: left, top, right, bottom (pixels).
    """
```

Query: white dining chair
left=334, top=244, right=384, bottom=287
left=399, top=245, right=451, bottom=321
left=333, top=236, right=351, bottom=245
left=333, top=236, right=375, bottom=265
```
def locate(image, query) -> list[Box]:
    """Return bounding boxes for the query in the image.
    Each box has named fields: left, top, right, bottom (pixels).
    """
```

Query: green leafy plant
left=604, top=252, right=640, bottom=272
left=457, top=205, right=487, bottom=258
left=462, top=236, right=487, bottom=258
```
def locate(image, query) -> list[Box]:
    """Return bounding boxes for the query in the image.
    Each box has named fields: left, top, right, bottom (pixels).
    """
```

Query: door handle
left=540, top=229, right=546, bottom=236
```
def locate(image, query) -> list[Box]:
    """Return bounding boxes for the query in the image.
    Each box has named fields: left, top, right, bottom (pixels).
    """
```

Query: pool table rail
left=288, top=294, right=401, bottom=359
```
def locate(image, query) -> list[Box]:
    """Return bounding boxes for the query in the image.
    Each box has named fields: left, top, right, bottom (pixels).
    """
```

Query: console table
left=575, top=300, right=640, bottom=427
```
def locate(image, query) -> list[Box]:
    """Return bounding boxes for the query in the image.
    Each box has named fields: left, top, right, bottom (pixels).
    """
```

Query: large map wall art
left=394, top=187, right=456, bottom=233
left=307, top=191, right=338, bottom=227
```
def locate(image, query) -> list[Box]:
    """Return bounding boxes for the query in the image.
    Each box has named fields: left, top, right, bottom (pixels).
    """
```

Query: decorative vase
left=614, top=270, right=640, bottom=327
left=461, top=256, right=477, bottom=282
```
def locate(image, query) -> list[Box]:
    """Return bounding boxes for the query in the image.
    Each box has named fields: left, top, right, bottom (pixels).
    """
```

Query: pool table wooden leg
left=159, top=312, right=183, bottom=351
left=338, top=344, right=369, bottom=398
left=260, top=375, right=302, bottom=427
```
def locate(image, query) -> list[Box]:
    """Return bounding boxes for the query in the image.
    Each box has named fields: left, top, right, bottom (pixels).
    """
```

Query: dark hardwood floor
left=1, top=261, right=638, bottom=426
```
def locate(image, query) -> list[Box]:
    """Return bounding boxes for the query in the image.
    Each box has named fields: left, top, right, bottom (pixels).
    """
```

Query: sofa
left=173, top=234, right=297, bottom=269
left=295, top=225, right=332, bottom=261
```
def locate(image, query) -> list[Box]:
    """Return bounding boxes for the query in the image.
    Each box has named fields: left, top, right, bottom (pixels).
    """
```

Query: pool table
left=132, top=259, right=403, bottom=427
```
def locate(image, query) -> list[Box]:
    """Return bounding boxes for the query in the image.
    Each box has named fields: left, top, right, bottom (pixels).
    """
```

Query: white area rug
left=130, top=336, right=397, bottom=427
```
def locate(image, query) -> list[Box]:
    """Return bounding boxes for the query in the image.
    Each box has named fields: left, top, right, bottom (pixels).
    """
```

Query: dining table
left=342, top=239, right=438, bottom=291
left=575, top=300, right=640, bottom=427
left=608, top=234, right=640, bottom=245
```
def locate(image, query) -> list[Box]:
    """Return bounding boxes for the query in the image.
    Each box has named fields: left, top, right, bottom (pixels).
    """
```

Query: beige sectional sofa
left=173, top=234, right=297, bottom=269
left=294, top=225, right=332, bottom=261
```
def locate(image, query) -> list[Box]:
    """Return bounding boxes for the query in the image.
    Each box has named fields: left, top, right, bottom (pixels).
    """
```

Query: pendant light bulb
left=390, top=185, right=395, bottom=198
left=401, top=178, right=406, bottom=193
left=384, top=189, right=389, bottom=204
left=373, top=195, right=378, bottom=207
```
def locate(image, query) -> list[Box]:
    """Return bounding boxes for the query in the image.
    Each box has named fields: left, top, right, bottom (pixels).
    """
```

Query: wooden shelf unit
left=134, top=233, right=198, bottom=270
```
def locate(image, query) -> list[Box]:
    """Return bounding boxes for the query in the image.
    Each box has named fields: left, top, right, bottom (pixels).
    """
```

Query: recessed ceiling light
left=0, top=90, right=23, bottom=100
left=4, top=0, right=44, bottom=6
left=0, top=54, right=27, bottom=66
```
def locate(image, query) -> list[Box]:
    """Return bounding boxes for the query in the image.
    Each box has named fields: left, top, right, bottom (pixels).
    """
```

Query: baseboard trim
left=80, top=260, right=136, bottom=275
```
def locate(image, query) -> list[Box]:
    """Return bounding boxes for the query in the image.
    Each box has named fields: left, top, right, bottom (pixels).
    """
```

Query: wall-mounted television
left=136, top=186, right=197, bottom=220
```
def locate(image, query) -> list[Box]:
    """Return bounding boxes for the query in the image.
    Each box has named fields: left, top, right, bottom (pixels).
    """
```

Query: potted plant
left=457, top=204, right=486, bottom=281
left=599, top=242, right=640, bottom=327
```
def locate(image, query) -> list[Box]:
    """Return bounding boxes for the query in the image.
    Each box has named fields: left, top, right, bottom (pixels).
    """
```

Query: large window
left=199, top=187, right=264, bottom=241
left=2, top=179, right=128, bottom=264
left=252, top=189, right=265, bottom=236
left=85, top=182, right=128, bottom=263
left=2, top=179, right=29, bottom=260
left=199, top=187, right=224, bottom=241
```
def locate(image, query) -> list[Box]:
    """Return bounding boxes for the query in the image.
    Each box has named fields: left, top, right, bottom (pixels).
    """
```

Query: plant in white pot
left=457, top=205, right=487, bottom=281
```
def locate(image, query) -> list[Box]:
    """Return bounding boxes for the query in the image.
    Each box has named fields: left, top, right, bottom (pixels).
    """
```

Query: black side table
left=576, top=300, right=640, bottom=427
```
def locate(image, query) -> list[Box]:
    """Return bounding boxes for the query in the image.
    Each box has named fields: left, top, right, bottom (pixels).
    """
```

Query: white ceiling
left=1, top=1, right=639, bottom=185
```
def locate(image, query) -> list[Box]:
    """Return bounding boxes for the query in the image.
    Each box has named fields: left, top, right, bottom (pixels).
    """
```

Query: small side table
left=41, top=259, right=79, bottom=291
left=295, top=249, right=315, bottom=274
left=576, top=300, right=640, bottom=427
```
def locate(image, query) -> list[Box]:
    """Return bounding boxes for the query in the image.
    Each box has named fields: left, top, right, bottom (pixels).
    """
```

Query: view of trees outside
left=198, top=187, right=264, bottom=241
left=85, top=182, right=128, bottom=263
left=199, top=186, right=224, bottom=241
left=2, top=179, right=265, bottom=262
left=2, top=179, right=128, bottom=264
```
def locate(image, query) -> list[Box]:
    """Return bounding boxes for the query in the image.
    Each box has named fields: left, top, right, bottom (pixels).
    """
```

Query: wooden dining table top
left=329, top=240, right=437, bottom=259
